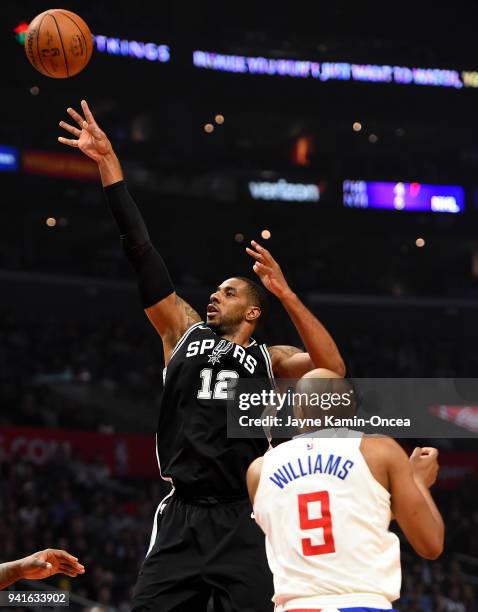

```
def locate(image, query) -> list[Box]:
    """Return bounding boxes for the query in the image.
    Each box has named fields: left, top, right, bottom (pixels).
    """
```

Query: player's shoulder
left=246, top=455, right=264, bottom=501
left=361, top=434, right=400, bottom=449
left=168, top=321, right=209, bottom=359
left=361, top=435, right=408, bottom=463
left=183, top=321, right=212, bottom=337
left=247, top=455, right=264, bottom=474
left=247, top=337, right=268, bottom=350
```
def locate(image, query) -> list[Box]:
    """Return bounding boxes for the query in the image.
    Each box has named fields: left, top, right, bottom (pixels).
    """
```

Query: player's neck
left=222, top=327, right=254, bottom=348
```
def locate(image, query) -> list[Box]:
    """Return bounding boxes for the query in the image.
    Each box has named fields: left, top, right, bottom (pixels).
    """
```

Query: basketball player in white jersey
left=247, top=369, right=444, bottom=612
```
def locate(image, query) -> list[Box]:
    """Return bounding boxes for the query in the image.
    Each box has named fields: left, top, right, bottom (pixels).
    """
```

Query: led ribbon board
left=343, top=180, right=464, bottom=213
left=193, top=50, right=478, bottom=90
left=94, top=36, right=170, bottom=62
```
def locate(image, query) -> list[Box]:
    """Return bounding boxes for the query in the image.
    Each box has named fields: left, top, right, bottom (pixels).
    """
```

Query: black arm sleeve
left=104, top=181, right=174, bottom=308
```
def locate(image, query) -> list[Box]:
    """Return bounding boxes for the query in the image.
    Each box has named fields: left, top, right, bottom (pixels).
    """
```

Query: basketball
left=24, top=9, right=93, bottom=78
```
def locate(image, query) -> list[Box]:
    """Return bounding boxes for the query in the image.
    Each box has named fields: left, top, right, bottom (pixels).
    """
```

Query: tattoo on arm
left=268, top=344, right=311, bottom=377
left=269, top=345, right=302, bottom=371
left=269, top=345, right=303, bottom=361
left=166, top=297, right=202, bottom=349
left=176, top=296, right=202, bottom=329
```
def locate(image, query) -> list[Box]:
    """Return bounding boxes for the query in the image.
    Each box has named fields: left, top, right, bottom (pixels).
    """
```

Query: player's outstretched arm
left=58, top=101, right=200, bottom=362
left=0, top=549, right=85, bottom=590
left=386, top=441, right=444, bottom=560
left=246, top=240, right=345, bottom=377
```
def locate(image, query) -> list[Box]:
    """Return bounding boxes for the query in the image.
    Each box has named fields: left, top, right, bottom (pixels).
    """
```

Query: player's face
left=207, top=278, right=252, bottom=335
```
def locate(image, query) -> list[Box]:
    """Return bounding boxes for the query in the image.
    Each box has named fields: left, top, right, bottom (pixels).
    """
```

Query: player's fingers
left=253, top=262, right=272, bottom=274
left=410, top=447, right=422, bottom=459
left=82, top=120, right=103, bottom=140
left=81, top=99, right=97, bottom=126
left=57, top=560, right=78, bottom=570
left=421, top=447, right=438, bottom=458
left=59, top=568, right=80, bottom=578
left=66, top=106, right=85, bottom=127
left=59, top=562, right=84, bottom=574
left=245, top=247, right=265, bottom=262
left=58, top=136, right=79, bottom=147
left=48, top=550, right=78, bottom=563
left=251, top=240, right=273, bottom=263
left=59, top=121, right=81, bottom=137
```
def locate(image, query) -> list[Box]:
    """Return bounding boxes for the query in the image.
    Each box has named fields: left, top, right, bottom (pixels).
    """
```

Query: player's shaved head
left=296, top=368, right=344, bottom=396
left=294, top=368, right=357, bottom=426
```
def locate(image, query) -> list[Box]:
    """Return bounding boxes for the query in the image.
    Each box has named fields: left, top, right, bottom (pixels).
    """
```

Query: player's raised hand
left=58, top=99, right=113, bottom=163
left=409, top=447, right=440, bottom=488
left=246, top=240, right=292, bottom=299
left=19, top=549, right=85, bottom=580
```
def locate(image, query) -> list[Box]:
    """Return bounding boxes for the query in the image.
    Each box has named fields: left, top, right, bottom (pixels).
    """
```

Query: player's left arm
left=246, top=240, right=345, bottom=377
left=246, top=456, right=264, bottom=504
left=0, top=550, right=85, bottom=590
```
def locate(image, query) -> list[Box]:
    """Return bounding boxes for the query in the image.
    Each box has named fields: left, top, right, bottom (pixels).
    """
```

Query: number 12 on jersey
left=298, top=491, right=336, bottom=556
left=197, top=368, right=239, bottom=400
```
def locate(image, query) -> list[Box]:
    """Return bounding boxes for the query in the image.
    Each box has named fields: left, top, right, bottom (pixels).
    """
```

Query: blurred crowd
left=0, top=311, right=164, bottom=431
left=397, top=469, right=478, bottom=612
left=0, top=451, right=167, bottom=611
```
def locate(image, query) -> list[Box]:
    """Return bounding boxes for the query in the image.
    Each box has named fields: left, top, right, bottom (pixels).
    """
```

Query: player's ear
left=245, top=305, right=261, bottom=323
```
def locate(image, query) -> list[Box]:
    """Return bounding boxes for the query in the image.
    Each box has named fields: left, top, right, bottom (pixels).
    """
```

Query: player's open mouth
left=207, top=304, right=219, bottom=315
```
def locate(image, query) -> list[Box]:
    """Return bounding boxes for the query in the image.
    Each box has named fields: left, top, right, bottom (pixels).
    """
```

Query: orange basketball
left=25, top=9, right=93, bottom=78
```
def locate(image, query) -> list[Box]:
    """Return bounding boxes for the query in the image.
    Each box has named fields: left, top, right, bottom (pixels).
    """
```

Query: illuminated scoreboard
left=343, top=180, right=464, bottom=213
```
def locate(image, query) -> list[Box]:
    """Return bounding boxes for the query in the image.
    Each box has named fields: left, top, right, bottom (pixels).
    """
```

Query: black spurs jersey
left=156, top=322, right=275, bottom=498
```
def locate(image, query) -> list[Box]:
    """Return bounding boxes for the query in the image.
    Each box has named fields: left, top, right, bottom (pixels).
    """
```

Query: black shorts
left=131, top=493, right=274, bottom=612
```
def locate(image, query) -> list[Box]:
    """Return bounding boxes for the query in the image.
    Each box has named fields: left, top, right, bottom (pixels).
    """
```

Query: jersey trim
left=145, top=487, right=175, bottom=557
left=281, top=593, right=393, bottom=610
left=169, top=321, right=204, bottom=362
left=155, top=432, right=173, bottom=484
left=260, top=344, right=275, bottom=385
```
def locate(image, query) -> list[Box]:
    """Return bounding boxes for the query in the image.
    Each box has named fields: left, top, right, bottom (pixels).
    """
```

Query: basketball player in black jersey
left=58, top=101, right=345, bottom=612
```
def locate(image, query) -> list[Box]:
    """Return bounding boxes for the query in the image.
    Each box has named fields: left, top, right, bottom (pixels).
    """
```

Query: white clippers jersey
left=253, top=432, right=401, bottom=611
